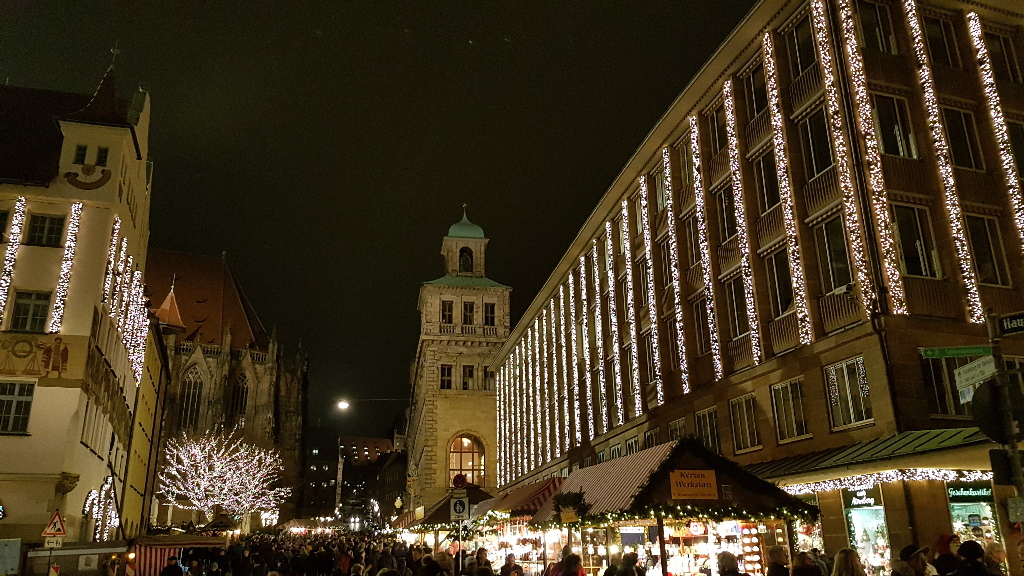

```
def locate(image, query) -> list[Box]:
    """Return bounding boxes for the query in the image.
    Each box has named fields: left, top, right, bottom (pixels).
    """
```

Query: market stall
left=474, top=477, right=565, bottom=575
left=405, top=485, right=494, bottom=556
left=133, top=534, right=227, bottom=576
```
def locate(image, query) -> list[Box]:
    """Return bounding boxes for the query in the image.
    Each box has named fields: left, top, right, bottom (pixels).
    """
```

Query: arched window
left=449, top=435, right=484, bottom=485
left=459, top=247, right=474, bottom=274
left=179, top=366, right=204, bottom=433
left=228, top=372, right=249, bottom=428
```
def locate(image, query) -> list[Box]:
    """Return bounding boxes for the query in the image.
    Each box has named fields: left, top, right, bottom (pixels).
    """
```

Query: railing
left=707, top=148, right=731, bottom=185
left=483, top=326, right=499, bottom=336
left=819, top=291, right=862, bottom=333
left=461, top=325, right=478, bottom=335
left=717, top=236, right=741, bottom=274
left=803, top=165, right=841, bottom=218
left=755, top=203, right=785, bottom=251
left=745, top=107, right=772, bottom=151
left=880, top=155, right=926, bottom=193
left=768, top=312, right=799, bottom=354
left=678, top=184, right=695, bottom=212
left=727, top=332, right=754, bottom=371
left=789, top=65, right=823, bottom=112
left=685, top=263, right=704, bottom=292
left=439, top=324, right=456, bottom=334
left=176, top=341, right=267, bottom=362
left=904, top=277, right=963, bottom=319
left=954, top=168, right=1001, bottom=205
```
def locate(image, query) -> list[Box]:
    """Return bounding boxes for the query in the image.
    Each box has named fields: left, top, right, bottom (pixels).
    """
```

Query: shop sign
left=669, top=470, right=718, bottom=500
left=842, top=485, right=882, bottom=509
left=946, top=481, right=994, bottom=503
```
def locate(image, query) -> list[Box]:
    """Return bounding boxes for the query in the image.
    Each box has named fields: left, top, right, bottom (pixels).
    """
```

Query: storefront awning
left=408, top=484, right=494, bottom=530
left=393, top=510, right=417, bottom=530
left=488, top=477, right=565, bottom=518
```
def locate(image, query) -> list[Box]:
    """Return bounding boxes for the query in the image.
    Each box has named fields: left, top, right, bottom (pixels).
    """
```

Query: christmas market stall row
left=475, top=439, right=819, bottom=576
left=402, top=485, right=495, bottom=552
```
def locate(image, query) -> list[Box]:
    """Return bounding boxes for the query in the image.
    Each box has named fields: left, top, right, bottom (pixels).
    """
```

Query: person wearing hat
left=900, top=545, right=932, bottom=576
left=161, top=556, right=184, bottom=576
left=953, top=541, right=989, bottom=576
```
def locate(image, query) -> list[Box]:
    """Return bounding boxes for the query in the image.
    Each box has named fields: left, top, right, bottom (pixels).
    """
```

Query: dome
left=447, top=209, right=485, bottom=239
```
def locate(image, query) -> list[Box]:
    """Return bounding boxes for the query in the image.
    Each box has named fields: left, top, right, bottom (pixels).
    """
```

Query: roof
left=745, top=428, right=991, bottom=480
left=423, top=275, right=510, bottom=289
left=409, top=485, right=494, bottom=530
left=489, top=477, right=564, bottom=518
left=447, top=209, right=485, bottom=239
left=153, top=288, right=186, bottom=330
left=145, top=249, right=270, bottom=350
left=64, top=66, right=132, bottom=127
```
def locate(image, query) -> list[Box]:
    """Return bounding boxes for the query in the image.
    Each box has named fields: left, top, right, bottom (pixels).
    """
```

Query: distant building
left=338, top=435, right=393, bottom=464
left=372, top=450, right=409, bottom=527
left=301, top=426, right=341, bottom=519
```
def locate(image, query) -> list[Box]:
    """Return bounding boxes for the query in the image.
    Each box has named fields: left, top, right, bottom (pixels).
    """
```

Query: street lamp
left=335, top=398, right=410, bottom=412
left=337, top=401, right=351, bottom=410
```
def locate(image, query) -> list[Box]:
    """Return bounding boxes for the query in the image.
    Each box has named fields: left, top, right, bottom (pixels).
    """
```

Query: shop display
left=842, top=486, right=890, bottom=576
left=946, top=481, right=1000, bottom=544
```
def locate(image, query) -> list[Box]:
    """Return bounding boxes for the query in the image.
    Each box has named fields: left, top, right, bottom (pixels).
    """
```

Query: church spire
left=65, top=49, right=129, bottom=126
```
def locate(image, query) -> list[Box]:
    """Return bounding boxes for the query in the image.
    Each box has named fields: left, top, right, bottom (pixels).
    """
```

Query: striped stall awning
left=492, top=477, right=565, bottom=518
left=134, top=535, right=227, bottom=576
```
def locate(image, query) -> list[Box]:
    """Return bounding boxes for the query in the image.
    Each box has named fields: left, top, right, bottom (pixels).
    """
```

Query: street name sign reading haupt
left=669, top=470, right=718, bottom=500
left=1000, top=312, right=1024, bottom=337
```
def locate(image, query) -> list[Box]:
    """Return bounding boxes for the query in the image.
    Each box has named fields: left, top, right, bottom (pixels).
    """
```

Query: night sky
left=1, top=1, right=756, bottom=437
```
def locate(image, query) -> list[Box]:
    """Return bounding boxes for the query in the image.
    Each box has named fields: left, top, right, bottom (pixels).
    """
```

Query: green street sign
left=919, top=345, right=993, bottom=359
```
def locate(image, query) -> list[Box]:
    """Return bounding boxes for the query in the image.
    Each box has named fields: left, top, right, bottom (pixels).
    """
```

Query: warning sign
left=669, top=470, right=719, bottom=500
left=42, top=509, right=67, bottom=537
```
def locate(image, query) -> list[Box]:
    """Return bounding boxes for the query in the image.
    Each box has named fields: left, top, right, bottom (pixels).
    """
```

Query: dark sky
left=1, top=1, right=756, bottom=437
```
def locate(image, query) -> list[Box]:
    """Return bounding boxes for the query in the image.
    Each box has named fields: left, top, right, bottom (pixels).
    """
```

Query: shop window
left=765, top=250, right=795, bottom=319
left=872, top=94, right=917, bottom=158
left=11, top=291, right=50, bottom=333
left=946, top=480, right=1000, bottom=545
left=25, top=214, right=65, bottom=247
left=693, top=295, right=712, bottom=355
left=668, top=417, right=686, bottom=441
left=745, top=61, right=768, bottom=120
left=842, top=485, right=890, bottom=574
left=483, top=303, right=496, bottom=326
left=440, top=364, right=453, bottom=390
left=462, top=301, right=475, bottom=325
left=857, top=0, right=897, bottom=54
left=440, top=300, right=453, bottom=324
left=924, top=17, right=960, bottom=68
left=178, top=365, right=204, bottom=433
left=725, top=276, right=750, bottom=341
left=771, top=379, right=810, bottom=442
left=625, top=436, right=640, bottom=455
left=825, top=356, right=874, bottom=429
left=965, top=215, right=1009, bottom=286
left=609, top=444, right=622, bottom=459
left=449, top=435, right=484, bottom=485
left=891, top=204, right=939, bottom=278
left=753, top=151, right=781, bottom=215
left=716, top=185, right=738, bottom=241
left=815, top=215, right=854, bottom=295
left=942, top=108, right=984, bottom=170
left=644, top=428, right=660, bottom=447
left=729, top=394, right=761, bottom=453
left=986, top=32, right=1022, bottom=84
left=800, top=109, right=834, bottom=178
left=789, top=16, right=818, bottom=76
left=695, top=407, right=721, bottom=454
left=710, top=102, right=729, bottom=154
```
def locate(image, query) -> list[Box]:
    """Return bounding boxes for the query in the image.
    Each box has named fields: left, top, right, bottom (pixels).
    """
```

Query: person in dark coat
left=161, top=557, right=185, bottom=576
left=954, top=541, right=990, bottom=576
left=718, top=551, right=749, bottom=576
left=792, top=553, right=823, bottom=576
left=767, top=547, right=790, bottom=576
left=500, top=554, right=524, bottom=576
left=934, top=535, right=961, bottom=576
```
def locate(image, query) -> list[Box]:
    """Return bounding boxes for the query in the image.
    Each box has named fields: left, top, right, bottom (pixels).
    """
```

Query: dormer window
left=96, top=147, right=109, bottom=167
left=73, top=145, right=88, bottom=165
left=459, top=247, right=474, bottom=274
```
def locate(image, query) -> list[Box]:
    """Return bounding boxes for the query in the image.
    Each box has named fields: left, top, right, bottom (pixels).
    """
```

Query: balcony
left=440, top=323, right=456, bottom=334
left=862, top=51, right=911, bottom=86
left=954, top=168, right=1001, bottom=205
left=482, top=326, right=499, bottom=336
left=880, top=155, right=928, bottom=193
left=678, top=184, right=695, bottom=213
left=903, top=277, right=964, bottom=319
left=789, top=65, right=822, bottom=113
left=803, top=165, right=841, bottom=218
left=685, top=263, right=704, bottom=293
left=717, top=236, right=741, bottom=274
left=819, top=291, right=863, bottom=333
left=755, top=203, right=785, bottom=251
left=768, top=312, right=799, bottom=355
left=745, top=107, right=772, bottom=151
left=461, top=325, right=477, bottom=335
left=707, top=148, right=731, bottom=185
left=727, top=332, right=754, bottom=371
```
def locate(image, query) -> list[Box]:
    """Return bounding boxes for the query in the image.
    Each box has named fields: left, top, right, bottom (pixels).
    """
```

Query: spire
left=65, top=55, right=129, bottom=126
left=153, top=287, right=186, bottom=333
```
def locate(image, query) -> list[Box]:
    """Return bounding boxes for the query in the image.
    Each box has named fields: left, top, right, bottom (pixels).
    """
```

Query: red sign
left=42, top=509, right=67, bottom=537
left=452, top=474, right=467, bottom=489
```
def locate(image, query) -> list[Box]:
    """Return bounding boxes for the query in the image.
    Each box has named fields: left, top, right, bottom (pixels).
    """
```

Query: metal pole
left=988, top=312, right=1024, bottom=496
left=656, top=516, right=669, bottom=576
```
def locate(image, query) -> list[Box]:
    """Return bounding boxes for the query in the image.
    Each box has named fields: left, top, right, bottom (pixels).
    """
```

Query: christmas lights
left=0, top=197, right=26, bottom=322
left=579, top=255, right=595, bottom=439
left=638, top=177, right=666, bottom=403
left=532, top=320, right=541, bottom=467
left=856, top=356, right=870, bottom=397
left=83, top=476, right=120, bottom=541
left=835, top=0, right=907, bottom=315
left=690, top=118, right=724, bottom=379
left=549, top=299, right=563, bottom=458
left=568, top=273, right=585, bottom=442
left=591, top=241, right=609, bottom=432
left=662, top=148, right=691, bottom=392
left=783, top=469, right=994, bottom=496
left=110, top=237, right=128, bottom=319
left=48, top=202, right=82, bottom=333
left=811, top=0, right=876, bottom=310
left=101, top=217, right=120, bottom=303
left=558, top=287, right=570, bottom=453
left=620, top=200, right=643, bottom=418
left=541, top=309, right=550, bottom=462
left=900, top=0, right=983, bottom=323
left=516, top=343, right=525, bottom=478
left=968, top=12, right=1024, bottom=257
left=497, top=367, right=504, bottom=485
left=723, top=80, right=762, bottom=364
left=763, top=35, right=813, bottom=345
left=605, top=222, right=626, bottom=426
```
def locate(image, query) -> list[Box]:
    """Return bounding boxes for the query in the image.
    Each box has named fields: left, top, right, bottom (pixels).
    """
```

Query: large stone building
left=406, top=211, right=511, bottom=513
left=495, top=0, right=1024, bottom=572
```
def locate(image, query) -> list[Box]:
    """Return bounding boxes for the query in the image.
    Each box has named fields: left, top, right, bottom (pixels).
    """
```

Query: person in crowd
left=793, top=552, right=824, bottom=576
left=619, top=552, right=646, bottom=576
left=208, top=562, right=224, bottom=576
left=379, top=569, right=401, bottom=576
left=830, top=549, right=865, bottom=576
left=954, top=541, right=989, bottom=576
left=500, top=554, right=524, bottom=576
left=188, top=559, right=205, bottom=575
left=397, top=558, right=414, bottom=576
left=900, top=545, right=933, bottom=576
left=934, top=535, right=961, bottom=576
left=810, top=550, right=830, bottom=576
left=768, top=546, right=791, bottom=576
left=718, top=551, right=748, bottom=576
left=983, top=543, right=1007, bottom=576
left=162, top=556, right=185, bottom=576
left=435, top=552, right=456, bottom=576
left=411, top=548, right=425, bottom=574
left=562, top=555, right=584, bottom=576
left=463, top=548, right=493, bottom=575
left=237, top=549, right=256, bottom=576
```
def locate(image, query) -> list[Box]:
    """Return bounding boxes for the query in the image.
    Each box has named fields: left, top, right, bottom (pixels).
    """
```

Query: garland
left=529, top=502, right=819, bottom=530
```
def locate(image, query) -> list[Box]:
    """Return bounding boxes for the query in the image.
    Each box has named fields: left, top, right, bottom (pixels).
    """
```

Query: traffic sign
left=955, top=356, right=997, bottom=390
left=920, top=345, right=992, bottom=359
left=450, top=497, right=469, bottom=520
left=42, top=509, right=67, bottom=537
left=1000, top=312, right=1024, bottom=337
left=452, top=489, right=467, bottom=499
left=452, top=474, right=467, bottom=489
left=44, top=537, right=63, bottom=549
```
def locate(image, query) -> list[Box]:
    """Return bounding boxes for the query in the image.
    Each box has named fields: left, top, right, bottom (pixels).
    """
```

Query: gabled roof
left=153, top=288, right=186, bottom=330
left=145, top=249, right=270, bottom=350
left=64, top=67, right=131, bottom=127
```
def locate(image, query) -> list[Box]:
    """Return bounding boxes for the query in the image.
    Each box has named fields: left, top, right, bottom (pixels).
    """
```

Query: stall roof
left=409, top=485, right=494, bottom=530
left=393, top=510, right=418, bottom=530
left=490, top=477, right=565, bottom=518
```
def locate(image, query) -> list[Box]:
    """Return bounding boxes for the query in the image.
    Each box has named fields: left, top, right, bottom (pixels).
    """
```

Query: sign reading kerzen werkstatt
left=670, top=470, right=718, bottom=499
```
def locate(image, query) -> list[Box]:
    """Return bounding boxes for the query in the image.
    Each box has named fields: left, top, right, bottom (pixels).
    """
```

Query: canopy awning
left=484, top=477, right=565, bottom=520
left=408, top=484, right=494, bottom=530
left=393, top=510, right=418, bottom=530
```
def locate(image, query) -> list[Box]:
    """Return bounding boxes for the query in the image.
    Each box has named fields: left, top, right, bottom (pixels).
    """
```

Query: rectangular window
left=597, top=451, right=607, bottom=463
left=800, top=109, right=834, bottom=178
left=857, top=0, right=897, bottom=54
left=725, top=276, right=750, bottom=340
left=710, top=103, right=729, bottom=153
left=922, top=355, right=984, bottom=416
left=683, top=215, right=701, bottom=269
left=825, top=356, right=874, bottom=429
left=641, top=330, right=656, bottom=385
left=658, top=237, right=673, bottom=288
left=0, top=211, right=8, bottom=243
left=966, top=214, right=1009, bottom=286
left=609, top=444, right=622, bottom=459
left=636, top=261, right=650, bottom=307
left=440, top=300, right=454, bottom=324
left=11, top=291, right=50, bottom=333
left=789, top=16, right=818, bottom=76
left=677, top=139, right=695, bottom=191
left=440, top=364, right=453, bottom=390
left=730, top=394, right=761, bottom=452
left=872, top=94, right=917, bottom=158
left=634, top=195, right=645, bottom=236
left=483, top=303, right=496, bottom=326
left=25, top=215, right=65, bottom=247
left=693, top=296, right=711, bottom=355
left=986, top=32, right=1023, bottom=84
left=765, top=250, right=795, bottom=318
left=665, top=319, right=681, bottom=370
left=695, top=407, right=721, bottom=454
left=772, top=379, right=810, bottom=441
left=96, top=147, right=109, bottom=167
left=625, top=436, right=640, bottom=455
left=717, top=186, right=737, bottom=241
left=942, top=108, right=984, bottom=170
left=1009, top=121, right=1024, bottom=174
left=644, top=428, right=660, bottom=447
left=668, top=417, right=686, bottom=440
left=924, top=17, right=959, bottom=68
left=73, top=145, right=87, bottom=165
left=815, top=215, right=854, bottom=294
left=0, top=381, right=34, bottom=433
left=653, top=168, right=668, bottom=213
left=745, top=62, right=768, bottom=119
left=753, top=151, right=781, bottom=214
left=617, top=218, right=627, bottom=255
left=462, top=365, right=474, bottom=390
left=891, top=204, right=938, bottom=278
left=462, top=301, right=475, bottom=325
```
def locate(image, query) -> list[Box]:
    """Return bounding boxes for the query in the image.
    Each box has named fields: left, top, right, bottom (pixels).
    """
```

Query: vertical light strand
left=835, top=0, right=907, bottom=314
left=102, top=217, right=121, bottom=303
left=638, top=177, right=666, bottom=404
left=496, top=366, right=503, bottom=486
left=542, top=307, right=552, bottom=462
left=578, top=255, right=595, bottom=440
left=517, top=344, right=526, bottom=478
left=557, top=290, right=570, bottom=454
left=129, top=272, right=146, bottom=382
left=590, top=241, right=609, bottom=432
left=0, top=197, right=26, bottom=322
left=690, top=118, right=724, bottom=379
left=662, top=148, right=691, bottom=392
left=968, top=12, right=1024, bottom=256
left=560, top=284, right=576, bottom=449
left=811, top=0, right=877, bottom=311
left=604, top=223, right=626, bottom=425
left=567, top=275, right=584, bottom=444
left=118, top=256, right=134, bottom=332
left=619, top=201, right=644, bottom=418
left=527, top=325, right=537, bottom=471
left=532, top=320, right=542, bottom=466
left=900, top=0, right=983, bottom=323
left=111, top=237, right=129, bottom=319
left=511, top=346, right=519, bottom=479
left=550, top=299, right=563, bottom=458
left=722, top=79, right=763, bottom=364
left=763, top=34, right=813, bottom=345
left=48, top=201, right=83, bottom=333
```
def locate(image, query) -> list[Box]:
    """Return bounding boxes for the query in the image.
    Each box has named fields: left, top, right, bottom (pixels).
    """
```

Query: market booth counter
left=404, top=485, right=494, bottom=553
left=473, top=477, right=565, bottom=575
left=530, top=439, right=819, bottom=576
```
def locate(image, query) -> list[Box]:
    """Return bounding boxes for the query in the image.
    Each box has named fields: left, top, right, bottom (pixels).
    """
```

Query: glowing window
left=449, top=435, right=484, bottom=485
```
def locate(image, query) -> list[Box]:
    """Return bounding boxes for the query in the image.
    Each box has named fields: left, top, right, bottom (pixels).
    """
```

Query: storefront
left=945, top=480, right=1000, bottom=544
left=472, top=478, right=566, bottom=575
left=793, top=494, right=824, bottom=554
left=841, top=485, right=890, bottom=576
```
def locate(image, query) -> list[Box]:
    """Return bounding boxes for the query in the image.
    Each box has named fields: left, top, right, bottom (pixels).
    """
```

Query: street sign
left=44, top=537, right=63, bottom=549
left=452, top=474, right=467, bottom=489
left=1000, top=312, right=1024, bottom=337
left=452, top=489, right=467, bottom=499
left=955, top=356, right=997, bottom=390
left=920, top=346, right=992, bottom=359
left=41, top=510, right=67, bottom=537
left=450, top=497, right=469, bottom=521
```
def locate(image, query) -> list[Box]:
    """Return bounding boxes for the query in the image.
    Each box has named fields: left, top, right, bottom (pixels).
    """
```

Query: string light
left=811, top=0, right=876, bottom=311
left=605, top=223, right=626, bottom=426
left=550, top=299, right=564, bottom=458
left=783, top=469, right=994, bottom=496
left=101, top=218, right=120, bottom=303
left=763, top=35, right=812, bottom=345
left=662, top=148, right=691, bottom=393
left=110, top=237, right=128, bottom=319
left=834, top=0, right=907, bottom=315
left=517, top=343, right=526, bottom=477
left=0, top=197, right=26, bottom=322
left=900, top=0, right=983, bottom=323
left=568, top=274, right=585, bottom=443
left=968, top=11, right=1024, bottom=257
left=118, top=255, right=133, bottom=333
left=541, top=308, right=551, bottom=462
left=46, top=201, right=83, bottom=333
left=558, top=287, right=570, bottom=454
left=690, top=118, right=724, bottom=380
left=83, top=476, right=120, bottom=541
left=497, top=366, right=504, bottom=486
left=591, top=241, right=609, bottom=432
left=579, top=255, right=595, bottom=440
left=638, top=177, right=666, bottom=403
left=723, top=79, right=762, bottom=363
left=532, top=320, right=541, bottom=467
left=620, top=200, right=644, bottom=418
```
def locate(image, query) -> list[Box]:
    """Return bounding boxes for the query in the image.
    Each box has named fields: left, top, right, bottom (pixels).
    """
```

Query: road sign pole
left=988, top=312, right=1024, bottom=497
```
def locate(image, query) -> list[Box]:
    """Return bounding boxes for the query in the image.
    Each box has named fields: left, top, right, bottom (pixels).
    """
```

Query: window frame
left=440, top=364, right=453, bottom=390
left=716, top=185, right=738, bottom=242
left=609, top=443, right=622, bottom=459
left=871, top=93, right=918, bottom=159
left=771, top=378, right=811, bottom=442
left=483, top=302, right=496, bottom=327
left=788, top=15, right=819, bottom=77
left=815, top=214, right=854, bottom=295
left=462, top=365, right=475, bottom=390
left=941, top=107, right=985, bottom=171
left=985, top=31, right=1023, bottom=84
left=625, top=435, right=640, bottom=455
left=856, top=0, right=898, bottom=55
left=695, top=407, right=721, bottom=454
left=965, top=214, right=1010, bottom=287
left=73, top=145, right=88, bottom=165
left=668, top=417, right=686, bottom=441
left=462, top=300, right=475, bottom=325
left=923, top=16, right=960, bottom=68
left=25, top=214, right=66, bottom=248
left=10, top=291, right=51, bottom=333
left=729, top=393, right=762, bottom=453
left=693, top=295, right=711, bottom=355
left=449, top=435, right=484, bottom=486
left=765, top=249, right=795, bottom=319
left=800, top=108, right=834, bottom=178
left=440, top=300, right=454, bottom=324
left=752, top=150, right=781, bottom=215
left=724, top=276, right=750, bottom=341
left=0, top=381, right=35, bottom=434
left=744, top=61, right=768, bottom=120
left=890, top=203, right=939, bottom=278
left=825, top=356, right=874, bottom=430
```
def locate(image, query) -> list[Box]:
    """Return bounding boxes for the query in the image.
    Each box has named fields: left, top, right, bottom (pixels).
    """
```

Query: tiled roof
left=424, top=275, right=510, bottom=288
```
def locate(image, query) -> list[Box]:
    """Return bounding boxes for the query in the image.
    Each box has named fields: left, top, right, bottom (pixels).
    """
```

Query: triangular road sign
left=41, top=509, right=67, bottom=537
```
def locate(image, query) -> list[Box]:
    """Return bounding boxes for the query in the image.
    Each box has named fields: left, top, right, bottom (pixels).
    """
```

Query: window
left=312, top=449, right=320, bottom=456
left=800, top=109, right=834, bottom=178
left=11, top=291, right=50, bottom=333
left=788, top=16, right=818, bottom=76
left=924, top=17, right=959, bottom=68
left=745, top=62, right=768, bottom=119
left=462, top=301, right=475, bottom=325
left=677, top=139, right=695, bottom=191
left=872, top=94, right=917, bottom=158
left=668, top=417, right=686, bottom=440
left=462, top=365, right=474, bottom=390
left=640, top=330, right=655, bottom=385
left=644, top=428, right=660, bottom=447
left=765, top=250, right=795, bottom=319
left=753, top=151, right=781, bottom=214
left=459, top=247, right=474, bottom=274
left=965, top=215, right=1009, bottom=286
left=440, top=364, right=453, bottom=390
left=857, top=0, right=897, bottom=54
left=665, top=319, right=682, bottom=370
left=634, top=195, right=645, bottom=235
left=0, top=381, right=34, bottom=433
left=25, top=215, right=65, bottom=247
left=178, top=366, right=203, bottom=433
left=986, top=32, right=1022, bottom=84
left=942, top=108, right=983, bottom=170
left=922, top=355, right=984, bottom=416
left=772, top=379, right=810, bottom=441
left=730, top=394, right=761, bottom=452
left=440, top=300, right=454, bottom=324
left=617, top=218, right=627, bottom=255
left=73, top=145, right=87, bottom=165
left=695, top=407, right=721, bottom=454
left=657, top=237, right=673, bottom=288
left=710, top=103, right=729, bottom=154
left=724, top=277, right=749, bottom=340
left=449, top=435, right=484, bottom=485
left=683, top=215, right=701, bottom=269
left=609, top=443, right=622, bottom=459
left=825, top=356, right=874, bottom=429
left=636, top=262, right=650, bottom=307
left=625, top=436, right=640, bottom=455
left=815, top=215, right=853, bottom=294
left=485, top=370, right=495, bottom=390
left=0, top=211, right=8, bottom=243
left=96, top=147, right=109, bottom=167
left=1009, top=121, right=1024, bottom=173
left=484, top=303, right=496, bottom=326
left=891, top=204, right=938, bottom=278
left=597, top=451, right=607, bottom=463
left=228, top=373, right=249, bottom=428
left=716, top=186, right=737, bottom=240
left=652, top=168, right=668, bottom=212
left=693, top=296, right=711, bottom=355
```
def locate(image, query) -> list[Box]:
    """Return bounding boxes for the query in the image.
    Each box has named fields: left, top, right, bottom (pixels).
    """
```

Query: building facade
left=407, top=211, right=510, bottom=513
left=301, top=426, right=342, bottom=519
left=494, top=0, right=1024, bottom=571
